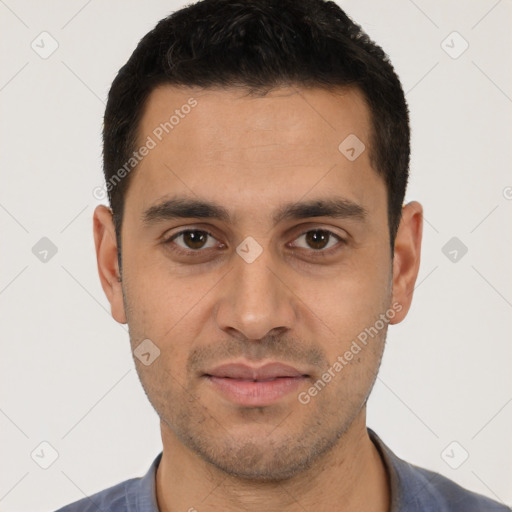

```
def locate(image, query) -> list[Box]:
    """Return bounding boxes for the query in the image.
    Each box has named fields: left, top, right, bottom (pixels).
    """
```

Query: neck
left=155, top=410, right=390, bottom=512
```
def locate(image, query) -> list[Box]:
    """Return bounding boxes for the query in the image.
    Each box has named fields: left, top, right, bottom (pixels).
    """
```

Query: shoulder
left=368, top=429, right=510, bottom=512
left=53, top=453, right=162, bottom=512
left=53, top=478, right=135, bottom=512
left=404, top=462, right=510, bottom=511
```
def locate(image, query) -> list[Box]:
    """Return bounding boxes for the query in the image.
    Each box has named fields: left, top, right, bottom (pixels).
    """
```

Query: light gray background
left=1, top=1, right=511, bottom=510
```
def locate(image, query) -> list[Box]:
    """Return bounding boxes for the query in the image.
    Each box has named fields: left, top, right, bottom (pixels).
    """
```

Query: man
left=56, top=0, right=508, bottom=510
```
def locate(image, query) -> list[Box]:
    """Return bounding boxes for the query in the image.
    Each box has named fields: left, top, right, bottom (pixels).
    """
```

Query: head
left=94, top=0, right=422, bottom=482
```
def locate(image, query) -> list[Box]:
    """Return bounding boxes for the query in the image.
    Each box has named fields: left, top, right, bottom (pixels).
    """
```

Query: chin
left=203, top=445, right=315, bottom=482
left=181, top=424, right=342, bottom=483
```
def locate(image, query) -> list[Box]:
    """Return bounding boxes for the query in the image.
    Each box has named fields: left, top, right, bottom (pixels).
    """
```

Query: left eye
left=290, top=230, right=342, bottom=251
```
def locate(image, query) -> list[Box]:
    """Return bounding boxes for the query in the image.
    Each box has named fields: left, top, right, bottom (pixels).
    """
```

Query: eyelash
left=163, top=228, right=346, bottom=259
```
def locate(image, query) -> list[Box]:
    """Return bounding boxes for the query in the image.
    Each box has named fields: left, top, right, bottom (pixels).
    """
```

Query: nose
left=214, top=248, right=298, bottom=342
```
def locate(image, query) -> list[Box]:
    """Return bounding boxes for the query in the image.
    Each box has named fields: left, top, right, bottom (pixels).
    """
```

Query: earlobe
left=93, top=205, right=127, bottom=324
left=389, top=201, right=423, bottom=324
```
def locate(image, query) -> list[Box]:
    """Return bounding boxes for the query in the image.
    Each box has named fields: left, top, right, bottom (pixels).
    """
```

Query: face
left=94, top=85, right=421, bottom=481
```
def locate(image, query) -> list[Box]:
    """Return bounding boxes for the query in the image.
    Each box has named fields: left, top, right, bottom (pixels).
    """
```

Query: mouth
left=203, top=362, right=310, bottom=406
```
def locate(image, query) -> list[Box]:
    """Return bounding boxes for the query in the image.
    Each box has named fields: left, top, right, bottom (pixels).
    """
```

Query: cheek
left=295, top=249, right=391, bottom=344
left=122, top=263, right=215, bottom=371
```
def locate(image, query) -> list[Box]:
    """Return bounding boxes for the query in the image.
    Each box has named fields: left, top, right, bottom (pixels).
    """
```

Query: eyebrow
left=142, top=195, right=368, bottom=226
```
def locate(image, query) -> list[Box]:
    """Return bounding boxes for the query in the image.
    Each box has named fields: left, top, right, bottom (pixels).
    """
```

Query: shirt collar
left=127, top=452, right=162, bottom=512
left=368, top=428, right=450, bottom=512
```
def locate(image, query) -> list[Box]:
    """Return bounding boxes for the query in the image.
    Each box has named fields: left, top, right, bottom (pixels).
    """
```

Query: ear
left=93, top=205, right=127, bottom=324
left=389, top=201, right=423, bottom=324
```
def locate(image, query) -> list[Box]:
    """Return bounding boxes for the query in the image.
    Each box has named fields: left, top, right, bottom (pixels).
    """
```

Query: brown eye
left=169, top=230, right=218, bottom=251
left=292, top=230, right=341, bottom=251
left=305, top=230, right=330, bottom=250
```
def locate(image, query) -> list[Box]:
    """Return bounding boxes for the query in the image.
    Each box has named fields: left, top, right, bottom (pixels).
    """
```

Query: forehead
left=125, top=84, right=384, bottom=227
left=138, top=84, right=371, bottom=159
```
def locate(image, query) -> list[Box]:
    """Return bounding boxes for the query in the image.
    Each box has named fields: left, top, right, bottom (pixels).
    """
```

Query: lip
left=203, top=362, right=310, bottom=407
left=205, top=362, right=308, bottom=380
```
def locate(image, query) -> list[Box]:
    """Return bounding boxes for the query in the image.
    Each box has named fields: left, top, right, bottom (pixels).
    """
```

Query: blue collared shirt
left=54, top=429, right=510, bottom=511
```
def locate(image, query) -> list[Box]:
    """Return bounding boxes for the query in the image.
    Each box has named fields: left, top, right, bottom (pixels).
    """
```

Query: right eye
left=164, top=229, right=224, bottom=255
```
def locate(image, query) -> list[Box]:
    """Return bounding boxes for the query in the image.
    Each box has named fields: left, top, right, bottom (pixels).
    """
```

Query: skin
left=94, top=85, right=423, bottom=512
